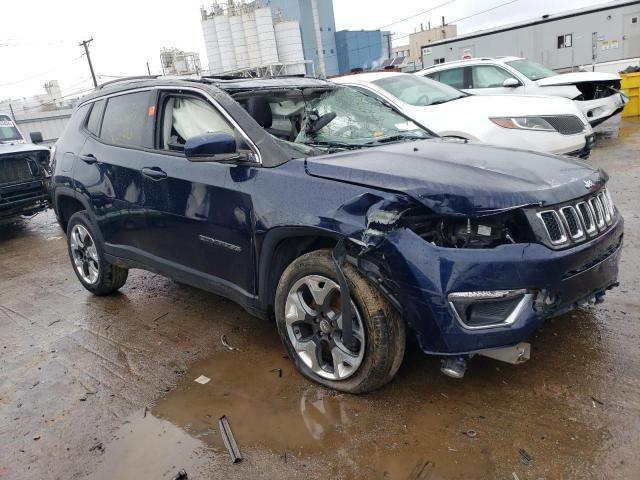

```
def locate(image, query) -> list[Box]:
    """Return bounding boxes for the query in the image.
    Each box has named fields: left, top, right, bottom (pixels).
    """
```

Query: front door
left=140, top=91, right=257, bottom=294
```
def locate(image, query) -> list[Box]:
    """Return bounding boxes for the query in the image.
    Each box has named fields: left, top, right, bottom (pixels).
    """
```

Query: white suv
left=417, top=57, right=628, bottom=127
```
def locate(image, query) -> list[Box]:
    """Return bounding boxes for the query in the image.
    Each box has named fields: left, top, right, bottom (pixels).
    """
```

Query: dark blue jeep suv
left=51, top=76, right=623, bottom=393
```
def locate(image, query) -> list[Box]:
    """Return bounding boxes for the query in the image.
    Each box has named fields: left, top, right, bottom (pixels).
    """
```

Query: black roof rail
left=96, top=75, right=162, bottom=90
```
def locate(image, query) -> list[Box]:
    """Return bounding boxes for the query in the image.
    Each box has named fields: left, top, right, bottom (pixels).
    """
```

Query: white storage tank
left=214, top=14, right=237, bottom=72
left=201, top=18, right=223, bottom=74
left=255, top=7, right=279, bottom=65
left=229, top=15, right=248, bottom=70
left=242, top=11, right=261, bottom=68
left=275, top=20, right=305, bottom=75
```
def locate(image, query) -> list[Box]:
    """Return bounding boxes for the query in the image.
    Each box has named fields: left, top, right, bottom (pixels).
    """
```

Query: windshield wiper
left=429, top=96, right=466, bottom=106
left=304, top=140, right=376, bottom=150
left=368, top=134, right=427, bottom=144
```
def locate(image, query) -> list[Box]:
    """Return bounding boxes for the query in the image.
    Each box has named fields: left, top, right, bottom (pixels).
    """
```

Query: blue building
left=263, top=0, right=339, bottom=76
left=335, top=30, right=391, bottom=74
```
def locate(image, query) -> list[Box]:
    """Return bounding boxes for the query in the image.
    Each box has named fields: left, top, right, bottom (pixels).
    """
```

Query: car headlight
left=490, top=116, right=556, bottom=132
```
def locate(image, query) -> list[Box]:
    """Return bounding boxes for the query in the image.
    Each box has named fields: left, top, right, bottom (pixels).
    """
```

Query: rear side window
left=472, top=65, right=518, bottom=88
left=100, top=92, right=150, bottom=148
left=86, top=100, right=105, bottom=136
left=436, top=67, right=465, bottom=89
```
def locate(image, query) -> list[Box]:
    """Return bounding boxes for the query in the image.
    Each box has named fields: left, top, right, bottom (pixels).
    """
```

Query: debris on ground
left=518, top=448, right=533, bottom=465
left=270, top=368, right=283, bottom=378
left=194, top=375, right=210, bottom=385
left=171, top=469, right=188, bottom=480
left=591, top=396, right=604, bottom=406
left=512, top=472, right=520, bottom=480
left=464, top=430, right=477, bottom=438
left=407, top=459, right=434, bottom=480
left=219, top=415, right=242, bottom=464
left=89, top=442, right=104, bottom=453
left=32, top=435, right=41, bottom=441
left=221, top=334, right=241, bottom=352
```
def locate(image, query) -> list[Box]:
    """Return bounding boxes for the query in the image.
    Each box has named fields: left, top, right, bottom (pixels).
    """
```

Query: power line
left=0, top=54, right=85, bottom=87
left=378, top=0, right=457, bottom=29
left=448, top=0, right=523, bottom=24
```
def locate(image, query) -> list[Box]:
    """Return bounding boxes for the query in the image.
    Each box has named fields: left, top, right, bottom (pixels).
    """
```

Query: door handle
left=79, top=154, right=98, bottom=164
left=142, top=167, right=168, bottom=180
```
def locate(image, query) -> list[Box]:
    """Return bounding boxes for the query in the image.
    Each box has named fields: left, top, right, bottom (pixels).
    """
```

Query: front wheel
left=66, top=211, right=128, bottom=295
left=275, top=250, right=406, bottom=394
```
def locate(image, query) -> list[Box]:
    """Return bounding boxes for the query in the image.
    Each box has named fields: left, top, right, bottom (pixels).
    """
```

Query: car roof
left=332, top=71, right=406, bottom=84
left=418, top=57, right=522, bottom=74
left=80, top=75, right=334, bottom=104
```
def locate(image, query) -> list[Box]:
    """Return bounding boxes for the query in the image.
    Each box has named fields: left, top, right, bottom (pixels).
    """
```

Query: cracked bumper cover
left=374, top=216, right=623, bottom=356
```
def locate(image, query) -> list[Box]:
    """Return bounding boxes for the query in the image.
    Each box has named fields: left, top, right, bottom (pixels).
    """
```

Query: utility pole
left=79, top=38, right=98, bottom=87
left=146, top=62, right=151, bottom=76
left=384, top=32, right=394, bottom=60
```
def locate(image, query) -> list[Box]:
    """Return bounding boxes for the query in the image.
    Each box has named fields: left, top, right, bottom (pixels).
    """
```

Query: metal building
left=422, top=0, right=640, bottom=71
left=334, top=30, right=391, bottom=74
left=160, top=48, right=202, bottom=76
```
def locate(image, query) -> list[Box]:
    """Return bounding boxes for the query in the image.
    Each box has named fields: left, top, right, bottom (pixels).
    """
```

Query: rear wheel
left=66, top=211, right=128, bottom=295
left=275, top=250, right=405, bottom=394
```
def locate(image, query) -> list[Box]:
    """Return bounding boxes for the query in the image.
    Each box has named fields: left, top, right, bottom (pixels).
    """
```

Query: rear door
left=139, top=89, right=257, bottom=294
left=469, top=65, right=526, bottom=95
left=75, top=91, right=152, bottom=250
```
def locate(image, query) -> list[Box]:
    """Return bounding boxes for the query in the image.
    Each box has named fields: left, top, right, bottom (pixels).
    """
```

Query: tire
left=66, top=211, right=128, bottom=296
left=275, top=249, right=406, bottom=394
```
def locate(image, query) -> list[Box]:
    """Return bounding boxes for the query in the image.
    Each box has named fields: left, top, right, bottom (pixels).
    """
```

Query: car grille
left=0, top=157, right=33, bottom=184
left=536, top=188, right=616, bottom=247
left=541, top=115, right=585, bottom=135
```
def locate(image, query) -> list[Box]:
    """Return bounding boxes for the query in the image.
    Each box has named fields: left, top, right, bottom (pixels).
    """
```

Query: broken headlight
left=400, top=208, right=534, bottom=249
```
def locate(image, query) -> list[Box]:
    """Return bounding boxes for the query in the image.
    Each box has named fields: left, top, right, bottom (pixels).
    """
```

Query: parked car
left=51, top=76, right=623, bottom=393
left=332, top=72, right=594, bottom=158
left=0, top=112, right=51, bottom=224
left=418, top=57, right=628, bottom=127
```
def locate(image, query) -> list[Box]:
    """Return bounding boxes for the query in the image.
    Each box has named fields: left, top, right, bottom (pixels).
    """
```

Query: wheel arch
left=54, top=188, right=91, bottom=232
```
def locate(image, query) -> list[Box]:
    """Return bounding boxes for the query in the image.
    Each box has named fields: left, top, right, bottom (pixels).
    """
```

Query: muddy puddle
left=88, top=307, right=616, bottom=480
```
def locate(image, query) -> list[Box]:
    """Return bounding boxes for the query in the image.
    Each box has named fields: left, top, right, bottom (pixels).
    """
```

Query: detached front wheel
left=275, top=250, right=405, bottom=394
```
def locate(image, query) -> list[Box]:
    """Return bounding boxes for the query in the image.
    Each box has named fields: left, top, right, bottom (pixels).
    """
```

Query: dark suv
left=1, top=113, right=51, bottom=223
left=50, top=76, right=623, bottom=393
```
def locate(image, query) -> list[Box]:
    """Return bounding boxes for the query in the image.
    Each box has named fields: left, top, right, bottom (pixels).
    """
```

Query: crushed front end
left=0, top=148, right=52, bottom=223
left=349, top=185, right=623, bottom=371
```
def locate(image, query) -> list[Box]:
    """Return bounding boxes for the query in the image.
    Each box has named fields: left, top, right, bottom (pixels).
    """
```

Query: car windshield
left=242, top=86, right=431, bottom=153
left=372, top=75, right=466, bottom=107
left=506, top=59, right=556, bottom=81
left=0, top=115, right=23, bottom=143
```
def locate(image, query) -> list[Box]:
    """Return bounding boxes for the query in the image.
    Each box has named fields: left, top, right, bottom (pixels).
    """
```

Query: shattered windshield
left=239, top=86, right=430, bottom=154
left=0, top=115, right=23, bottom=143
left=372, top=75, right=466, bottom=106
left=506, top=59, right=556, bottom=81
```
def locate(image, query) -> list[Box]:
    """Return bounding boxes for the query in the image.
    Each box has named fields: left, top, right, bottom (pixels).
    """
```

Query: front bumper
left=378, top=216, right=623, bottom=355
left=578, top=93, right=627, bottom=127
left=0, top=180, right=50, bottom=221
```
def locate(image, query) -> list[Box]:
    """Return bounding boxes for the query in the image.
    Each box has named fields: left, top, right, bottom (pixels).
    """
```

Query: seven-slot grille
left=0, top=157, right=33, bottom=184
left=536, top=188, right=616, bottom=246
left=540, top=115, right=585, bottom=135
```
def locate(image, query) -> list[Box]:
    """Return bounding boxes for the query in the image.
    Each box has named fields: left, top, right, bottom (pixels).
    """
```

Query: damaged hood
left=536, top=71, right=620, bottom=87
left=0, top=142, right=49, bottom=155
left=305, top=140, right=604, bottom=216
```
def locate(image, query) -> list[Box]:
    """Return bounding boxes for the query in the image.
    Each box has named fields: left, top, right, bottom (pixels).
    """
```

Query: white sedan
left=418, top=57, right=628, bottom=127
left=332, top=72, right=595, bottom=158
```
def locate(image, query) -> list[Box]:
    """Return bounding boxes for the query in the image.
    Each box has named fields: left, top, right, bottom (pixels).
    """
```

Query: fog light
left=448, top=290, right=533, bottom=329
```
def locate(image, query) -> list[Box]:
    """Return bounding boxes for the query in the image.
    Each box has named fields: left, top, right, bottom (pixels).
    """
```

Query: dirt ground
left=1, top=118, right=639, bottom=480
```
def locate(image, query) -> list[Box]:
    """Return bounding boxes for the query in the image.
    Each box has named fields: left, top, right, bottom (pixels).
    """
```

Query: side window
left=159, top=95, right=234, bottom=151
left=100, top=92, right=150, bottom=148
left=437, top=67, right=465, bottom=89
left=472, top=65, right=519, bottom=88
left=86, top=99, right=106, bottom=136
left=426, top=72, right=439, bottom=82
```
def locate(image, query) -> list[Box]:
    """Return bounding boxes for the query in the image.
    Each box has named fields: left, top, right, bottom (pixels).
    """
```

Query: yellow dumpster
left=621, top=72, right=640, bottom=117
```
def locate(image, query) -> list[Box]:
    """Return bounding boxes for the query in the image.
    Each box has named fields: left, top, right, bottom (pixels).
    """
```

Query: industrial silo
left=275, top=21, right=305, bottom=75
left=214, top=14, right=237, bottom=72
left=229, top=14, right=248, bottom=70
left=201, top=17, right=223, bottom=74
left=242, top=11, right=261, bottom=68
left=255, top=7, right=279, bottom=66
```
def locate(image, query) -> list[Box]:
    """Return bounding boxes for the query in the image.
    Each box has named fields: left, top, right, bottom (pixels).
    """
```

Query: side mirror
left=185, top=132, right=245, bottom=162
left=30, top=131, right=44, bottom=144
left=503, top=78, right=520, bottom=88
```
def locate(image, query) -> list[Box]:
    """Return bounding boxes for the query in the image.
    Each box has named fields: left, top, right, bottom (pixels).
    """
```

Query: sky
left=0, top=0, right=609, bottom=102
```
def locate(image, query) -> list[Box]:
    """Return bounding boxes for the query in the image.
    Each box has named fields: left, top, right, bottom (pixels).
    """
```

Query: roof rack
left=96, top=75, right=162, bottom=90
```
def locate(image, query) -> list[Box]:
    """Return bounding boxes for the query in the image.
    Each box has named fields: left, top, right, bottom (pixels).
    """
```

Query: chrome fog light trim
left=448, top=290, right=534, bottom=330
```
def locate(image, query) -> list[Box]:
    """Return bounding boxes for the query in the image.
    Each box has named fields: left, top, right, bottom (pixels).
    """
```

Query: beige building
left=394, top=24, right=458, bottom=66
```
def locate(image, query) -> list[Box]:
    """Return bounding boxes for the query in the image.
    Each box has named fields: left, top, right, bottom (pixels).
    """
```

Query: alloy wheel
left=69, top=224, right=100, bottom=285
left=284, top=275, right=365, bottom=380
